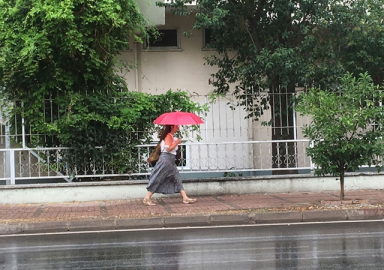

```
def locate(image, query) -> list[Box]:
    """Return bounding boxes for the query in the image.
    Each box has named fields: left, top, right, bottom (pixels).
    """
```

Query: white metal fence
left=0, top=93, right=315, bottom=184
left=0, top=140, right=313, bottom=184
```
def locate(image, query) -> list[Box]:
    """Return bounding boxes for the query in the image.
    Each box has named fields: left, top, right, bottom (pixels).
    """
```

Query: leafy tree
left=160, top=0, right=333, bottom=174
left=296, top=73, right=384, bottom=200
left=0, top=0, right=206, bottom=178
left=0, top=0, right=149, bottom=101
left=160, top=0, right=384, bottom=174
left=0, top=0, right=150, bottom=136
left=52, top=90, right=206, bottom=178
left=324, top=0, right=384, bottom=86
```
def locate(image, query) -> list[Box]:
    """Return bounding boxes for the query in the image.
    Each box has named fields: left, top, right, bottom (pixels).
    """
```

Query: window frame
left=202, top=28, right=216, bottom=50
left=144, top=28, right=181, bottom=51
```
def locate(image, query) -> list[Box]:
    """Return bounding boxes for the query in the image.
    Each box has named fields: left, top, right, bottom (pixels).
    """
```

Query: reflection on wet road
left=1, top=221, right=384, bottom=269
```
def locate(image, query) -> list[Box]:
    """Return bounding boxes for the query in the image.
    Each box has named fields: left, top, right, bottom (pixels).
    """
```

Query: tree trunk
left=339, top=169, right=345, bottom=201
left=271, top=82, right=298, bottom=175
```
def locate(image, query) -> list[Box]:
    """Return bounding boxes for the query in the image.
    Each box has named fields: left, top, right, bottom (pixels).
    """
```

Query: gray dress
left=146, top=145, right=184, bottom=195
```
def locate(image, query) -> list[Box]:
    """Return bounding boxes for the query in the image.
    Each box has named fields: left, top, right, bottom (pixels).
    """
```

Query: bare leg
left=180, top=190, right=196, bottom=204
left=180, top=190, right=188, bottom=200
left=145, top=191, right=153, bottom=201
left=143, top=191, right=156, bottom=206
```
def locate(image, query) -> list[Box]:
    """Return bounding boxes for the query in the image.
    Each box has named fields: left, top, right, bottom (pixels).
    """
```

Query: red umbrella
left=153, top=111, right=204, bottom=125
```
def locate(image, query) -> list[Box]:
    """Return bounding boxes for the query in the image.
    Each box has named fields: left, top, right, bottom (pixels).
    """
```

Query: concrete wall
left=117, top=10, right=313, bottom=172
left=120, top=10, right=218, bottom=95
left=1, top=173, right=383, bottom=204
left=136, top=0, right=165, bottom=26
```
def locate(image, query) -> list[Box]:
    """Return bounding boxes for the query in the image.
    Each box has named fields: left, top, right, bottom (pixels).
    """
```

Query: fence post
left=21, top=101, right=26, bottom=148
left=5, top=122, right=11, bottom=185
left=9, top=149, right=15, bottom=185
left=5, top=149, right=10, bottom=185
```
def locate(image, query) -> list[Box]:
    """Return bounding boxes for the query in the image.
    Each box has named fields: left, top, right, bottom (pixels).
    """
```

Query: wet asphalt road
left=1, top=221, right=384, bottom=269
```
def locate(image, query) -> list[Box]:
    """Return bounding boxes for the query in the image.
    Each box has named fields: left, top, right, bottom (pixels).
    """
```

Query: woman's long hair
left=159, top=125, right=173, bottom=141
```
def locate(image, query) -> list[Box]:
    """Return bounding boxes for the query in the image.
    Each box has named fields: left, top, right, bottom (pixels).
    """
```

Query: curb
left=1, top=208, right=384, bottom=235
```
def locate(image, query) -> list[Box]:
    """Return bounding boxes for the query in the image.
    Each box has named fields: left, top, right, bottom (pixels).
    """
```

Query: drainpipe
left=134, top=43, right=138, bottom=91
left=135, top=42, right=142, bottom=92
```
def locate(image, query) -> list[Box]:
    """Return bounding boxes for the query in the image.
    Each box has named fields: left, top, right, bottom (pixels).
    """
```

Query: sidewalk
left=1, top=189, right=384, bottom=235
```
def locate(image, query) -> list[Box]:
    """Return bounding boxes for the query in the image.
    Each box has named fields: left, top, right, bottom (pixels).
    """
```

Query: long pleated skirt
left=146, top=152, right=184, bottom=194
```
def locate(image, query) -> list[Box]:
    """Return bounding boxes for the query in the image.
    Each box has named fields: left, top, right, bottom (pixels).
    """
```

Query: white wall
left=118, top=9, right=312, bottom=172
left=1, top=173, right=383, bottom=204
left=120, top=10, right=218, bottom=95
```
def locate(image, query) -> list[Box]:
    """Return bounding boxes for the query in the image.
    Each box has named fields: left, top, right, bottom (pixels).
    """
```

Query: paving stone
left=356, top=208, right=384, bottom=220
left=164, top=215, right=209, bottom=227
left=68, top=219, right=116, bottom=231
left=1, top=189, right=384, bottom=234
left=117, top=217, right=164, bottom=229
left=210, top=213, right=250, bottom=225
left=0, top=223, right=24, bottom=235
left=302, top=210, right=348, bottom=222
left=24, top=221, right=69, bottom=233
left=346, top=209, right=371, bottom=220
left=251, top=211, right=302, bottom=224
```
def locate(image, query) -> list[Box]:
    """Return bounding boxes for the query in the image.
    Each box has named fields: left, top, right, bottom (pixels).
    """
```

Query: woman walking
left=143, top=125, right=197, bottom=206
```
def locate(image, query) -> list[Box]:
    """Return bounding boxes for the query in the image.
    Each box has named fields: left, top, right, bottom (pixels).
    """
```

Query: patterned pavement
left=1, top=189, right=384, bottom=225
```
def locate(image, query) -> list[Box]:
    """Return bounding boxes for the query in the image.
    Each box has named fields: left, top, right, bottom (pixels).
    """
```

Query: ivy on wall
left=0, top=0, right=206, bottom=179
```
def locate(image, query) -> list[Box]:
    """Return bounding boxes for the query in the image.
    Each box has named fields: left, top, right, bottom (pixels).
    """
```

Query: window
left=203, top=28, right=215, bottom=49
left=144, top=29, right=179, bottom=49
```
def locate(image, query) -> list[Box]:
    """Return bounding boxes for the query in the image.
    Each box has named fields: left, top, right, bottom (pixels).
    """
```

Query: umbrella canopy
left=153, top=111, right=204, bottom=125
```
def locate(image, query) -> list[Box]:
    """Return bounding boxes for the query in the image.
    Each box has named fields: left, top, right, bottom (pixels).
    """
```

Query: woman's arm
left=164, top=134, right=181, bottom=152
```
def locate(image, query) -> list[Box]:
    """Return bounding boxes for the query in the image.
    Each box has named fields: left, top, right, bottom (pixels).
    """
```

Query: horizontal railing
left=137, top=139, right=313, bottom=174
left=0, top=140, right=314, bottom=184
